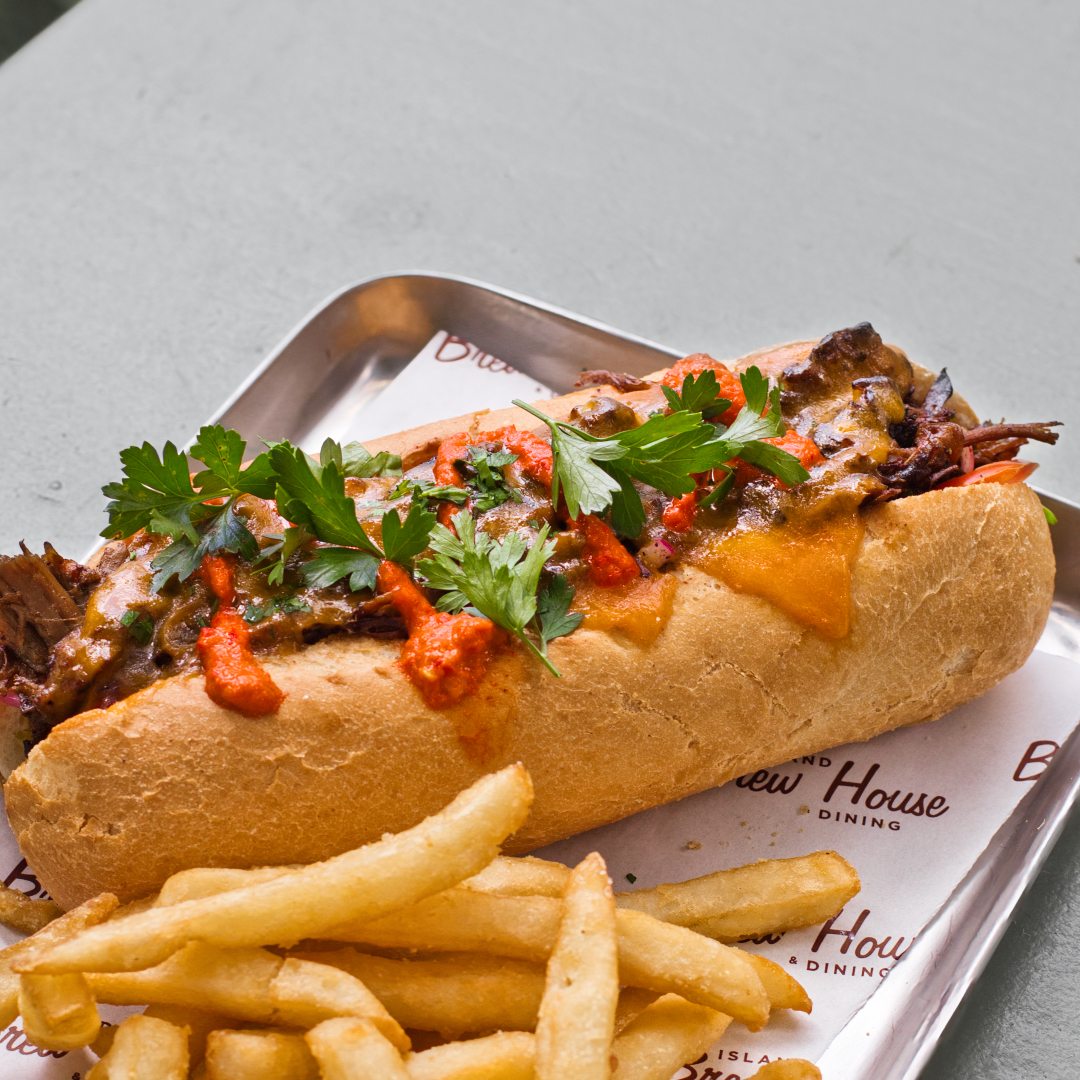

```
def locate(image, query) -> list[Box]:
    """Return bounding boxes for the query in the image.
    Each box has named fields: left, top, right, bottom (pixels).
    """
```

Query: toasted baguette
left=3, top=346, right=1053, bottom=908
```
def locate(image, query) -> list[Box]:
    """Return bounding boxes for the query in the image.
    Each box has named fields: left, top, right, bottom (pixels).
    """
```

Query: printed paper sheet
left=1, top=332, right=1076, bottom=1078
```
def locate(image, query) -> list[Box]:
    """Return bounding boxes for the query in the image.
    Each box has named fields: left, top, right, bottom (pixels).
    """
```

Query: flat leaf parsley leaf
left=381, top=502, right=438, bottom=567
left=416, top=510, right=564, bottom=675
left=269, top=443, right=383, bottom=555
left=300, top=548, right=379, bottom=593
left=104, top=425, right=279, bottom=589
left=513, top=365, right=810, bottom=535
left=536, top=574, right=583, bottom=649
left=661, top=370, right=732, bottom=421
left=319, top=438, right=402, bottom=479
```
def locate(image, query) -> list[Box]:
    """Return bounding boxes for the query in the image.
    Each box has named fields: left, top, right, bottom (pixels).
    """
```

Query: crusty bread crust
left=3, top=351, right=1055, bottom=909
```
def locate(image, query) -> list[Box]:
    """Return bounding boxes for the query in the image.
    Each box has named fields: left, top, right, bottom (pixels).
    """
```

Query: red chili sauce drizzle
left=376, top=560, right=500, bottom=709
left=196, top=555, right=286, bottom=716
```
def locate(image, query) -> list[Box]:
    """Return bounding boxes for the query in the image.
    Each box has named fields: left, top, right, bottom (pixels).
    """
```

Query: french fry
left=463, top=852, right=859, bottom=943
left=90, top=1021, right=117, bottom=1060
left=535, top=852, right=618, bottom=1079
left=155, top=866, right=294, bottom=907
left=406, top=1030, right=536, bottom=1080
left=142, top=1004, right=233, bottom=1068
left=86, top=1013, right=189, bottom=1080
left=332, top=889, right=769, bottom=1028
left=307, top=1016, right=410, bottom=1079
left=18, top=971, right=100, bottom=1050
left=609, top=994, right=731, bottom=1080
left=747, top=1060, right=822, bottom=1080
left=21, top=765, right=533, bottom=974
left=743, top=953, right=812, bottom=1014
left=290, top=948, right=545, bottom=1037
left=204, top=1029, right=318, bottom=1080
left=295, top=947, right=658, bottom=1038
left=88, top=941, right=408, bottom=1050
left=0, top=892, right=117, bottom=1026
left=619, top=853, right=860, bottom=942
left=461, top=856, right=569, bottom=897
left=616, top=909, right=769, bottom=1030
left=614, top=988, right=660, bottom=1034
left=0, top=885, right=61, bottom=935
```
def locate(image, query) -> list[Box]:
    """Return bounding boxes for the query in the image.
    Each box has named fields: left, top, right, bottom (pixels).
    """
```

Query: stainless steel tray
left=207, top=272, right=1080, bottom=1079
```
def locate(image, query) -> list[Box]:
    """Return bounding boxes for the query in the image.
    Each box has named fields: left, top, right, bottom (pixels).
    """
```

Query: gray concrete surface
left=0, top=1, right=1077, bottom=1075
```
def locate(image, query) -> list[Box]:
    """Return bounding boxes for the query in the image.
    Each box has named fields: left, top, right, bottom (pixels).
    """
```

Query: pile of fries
left=0, top=765, right=857, bottom=1078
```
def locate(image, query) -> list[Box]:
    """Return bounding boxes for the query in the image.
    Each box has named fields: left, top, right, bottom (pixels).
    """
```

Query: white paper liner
left=1, top=331, right=1076, bottom=1077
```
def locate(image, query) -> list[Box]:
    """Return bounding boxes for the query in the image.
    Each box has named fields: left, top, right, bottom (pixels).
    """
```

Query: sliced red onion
left=637, top=537, right=676, bottom=572
left=0, top=694, right=21, bottom=709
left=960, top=446, right=975, bottom=474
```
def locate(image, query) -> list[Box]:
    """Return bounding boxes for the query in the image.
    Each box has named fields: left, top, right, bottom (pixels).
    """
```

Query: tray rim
left=203, top=270, right=1080, bottom=1075
left=203, top=269, right=683, bottom=432
left=204, top=268, right=1080, bottom=518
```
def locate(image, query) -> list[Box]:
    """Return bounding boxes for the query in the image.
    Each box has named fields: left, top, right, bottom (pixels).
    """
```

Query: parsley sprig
left=102, top=426, right=280, bottom=591
left=270, top=441, right=436, bottom=592
left=416, top=511, right=580, bottom=675
left=513, top=366, right=810, bottom=536
left=103, top=429, right=413, bottom=593
left=661, top=369, right=732, bottom=421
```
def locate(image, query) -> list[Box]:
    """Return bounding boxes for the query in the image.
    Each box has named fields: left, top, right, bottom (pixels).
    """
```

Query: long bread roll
left=3, top=340, right=1055, bottom=908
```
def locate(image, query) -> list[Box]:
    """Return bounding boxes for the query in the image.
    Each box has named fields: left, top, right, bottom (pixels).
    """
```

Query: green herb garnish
left=458, top=447, right=524, bottom=513
left=661, top=369, right=732, bottom=421
left=258, top=525, right=313, bottom=587
left=514, top=367, right=809, bottom=537
left=319, top=437, right=402, bottom=479
left=417, top=510, right=563, bottom=675
left=300, top=548, right=379, bottom=593
left=119, top=609, right=155, bottom=645
left=242, top=595, right=312, bottom=624
left=390, top=477, right=470, bottom=506
left=381, top=502, right=439, bottom=566
left=101, top=425, right=276, bottom=591
left=536, top=573, right=584, bottom=650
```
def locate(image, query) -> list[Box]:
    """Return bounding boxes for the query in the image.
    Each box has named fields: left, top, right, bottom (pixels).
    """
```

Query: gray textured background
left=0, top=1, right=1077, bottom=1075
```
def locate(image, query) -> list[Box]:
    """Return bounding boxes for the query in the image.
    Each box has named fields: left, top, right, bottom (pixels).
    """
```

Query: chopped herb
left=242, top=595, right=312, bottom=624
left=119, top=609, right=155, bottom=645
left=258, top=525, right=314, bottom=587
left=458, top=447, right=524, bottom=513
left=102, top=424, right=278, bottom=590
left=1043, top=505, right=1058, bottom=525
left=511, top=400, right=626, bottom=520
left=148, top=497, right=259, bottom=592
left=270, top=443, right=383, bottom=555
left=390, top=477, right=470, bottom=506
left=697, top=469, right=735, bottom=510
left=625, top=872, right=637, bottom=884
left=417, top=510, right=563, bottom=675
left=319, top=438, right=402, bottom=479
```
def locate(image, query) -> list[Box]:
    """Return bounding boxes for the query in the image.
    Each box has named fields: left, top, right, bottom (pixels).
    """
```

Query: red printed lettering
left=3, top=859, right=48, bottom=899
left=823, top=761, right=949, bottom=818
left=1013, top=740, right=1059, bottom=782
left=735, top=769, right=802, bottom=795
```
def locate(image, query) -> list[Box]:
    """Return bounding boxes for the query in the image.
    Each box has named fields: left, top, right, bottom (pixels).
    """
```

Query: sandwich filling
left=0, top=323, right=1058, bottom=744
